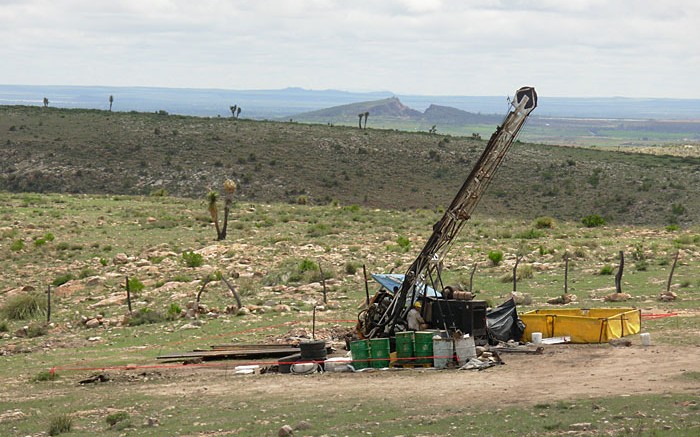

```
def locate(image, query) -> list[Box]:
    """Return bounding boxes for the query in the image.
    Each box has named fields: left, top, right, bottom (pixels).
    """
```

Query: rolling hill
left=1, top=105, right=700, bottom=226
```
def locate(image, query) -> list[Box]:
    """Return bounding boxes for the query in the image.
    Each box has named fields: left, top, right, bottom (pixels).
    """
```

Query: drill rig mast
left=360, top=86, right=538, bottom=338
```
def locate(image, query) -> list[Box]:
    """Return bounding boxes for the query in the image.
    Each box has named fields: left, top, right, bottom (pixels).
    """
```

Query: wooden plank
left=157, top=347, right=300, bottom=361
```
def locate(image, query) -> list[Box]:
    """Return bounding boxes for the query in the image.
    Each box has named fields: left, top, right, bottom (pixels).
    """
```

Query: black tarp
left=486, top=298, right=525, bottom=343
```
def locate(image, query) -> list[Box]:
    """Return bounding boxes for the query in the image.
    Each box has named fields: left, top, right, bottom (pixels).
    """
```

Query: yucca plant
left=206, top=179, right=237, bottom=240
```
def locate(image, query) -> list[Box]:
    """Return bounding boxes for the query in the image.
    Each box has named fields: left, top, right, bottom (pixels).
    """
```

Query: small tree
left=358, top=113, right=364, bottom=129
left=109, top=95, right=114, bottom=111
left=43, top=97, right=49, bottom=108
left=236, top=106, right=241, bottom=118
left=206, top=179, right=237, bottom=241
left=363, top=111, right=369, bottom=129
left=230, top=105, right=237, bottom=118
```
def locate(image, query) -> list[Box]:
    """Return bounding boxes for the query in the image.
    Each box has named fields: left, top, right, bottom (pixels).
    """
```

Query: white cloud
left=0, top=0, right=698, bottom=97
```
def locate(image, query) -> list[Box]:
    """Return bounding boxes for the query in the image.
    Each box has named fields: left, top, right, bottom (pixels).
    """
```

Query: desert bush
left=150, top=188, right=168, bottom=197
left=2, top=293, right=47, bottom=320
left=26, top=322, right=49, bottom=338
left=127, top=277, right=145, bottom=294
left=48, top=413, right=73, bottom=436
left=127, top=308, right=165, bottom=326
left=581, top=214, right=606, bottom=228
left=10, top=239, right=24, bottom=251
left=78, top=268, right=95, bottom=279
left=33, top=370, right=59, bottom=382
left=105, top=411, right=130, bottom=428
left=166, top=303, right=182, bottom=320
left=516, top=228, right=545, bottom=239
left=534, top=216, right=555, bottom=229
left=344, top=261, right=360, bottom=275
left=0, top=319, right=8, bottom=332
left=599, top=265, right=614, bottom=275
left=182, top=251, right=204, bottom=268
left=488, top=250, right=504, bottom=266
left=262, top=258, right=329, bottom=285
left=296, top=195, right=308, bottom=205
left=635, top=260, right=648, bottom=271
left=34, top=238, right=47, bottom=247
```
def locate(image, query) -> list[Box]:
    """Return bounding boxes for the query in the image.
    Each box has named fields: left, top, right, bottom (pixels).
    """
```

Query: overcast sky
left=1, top=0, right=699, bottom=98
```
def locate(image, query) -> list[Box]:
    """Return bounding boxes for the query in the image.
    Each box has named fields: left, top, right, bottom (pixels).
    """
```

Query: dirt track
left=149, top=344, right=700, bottom=406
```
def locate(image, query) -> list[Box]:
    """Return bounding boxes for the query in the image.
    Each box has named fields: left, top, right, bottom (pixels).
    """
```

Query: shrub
left=105, top=411, right=130, bottom=427
left=26, top=322, right=49, bottom=338
left=488, top=250, right=504, bottom=266
left=127, top=277, right=145, bottom=294
left=48, top=413, right=73, bottom=436
left=344, top=261, right=360, bottom=275
left=10, top=239, right=24, bottom=251
left=599, top=265, right=614, bottom=275
left=182, top=251, right=204, bottom=268
left=581, top=214, right=606, bottom=228
left=127, top=308, right=165, bottom=326
left=0, top=319, right=8, bottom=332
left=33, top=370, right=59, bottom=382
left=44, top=232, right=55, bottom=241
left=78, top=268, right=95, bottom=279
left=534, top=216, right=555, bottom=229
left=635, top=260, right=648, bottom=271
left=516, top=228, right=545, bottom=239
left=396, top=236, right=410, bottom=251
left=166, top=303, right=182, bottom=320
left=2, top=293, right=47, bottom=320
left=34, top=238, right=47, bottom=247
left=665, top=224, right=680, bottom=232
left=99, top=257, right=108, bottom=266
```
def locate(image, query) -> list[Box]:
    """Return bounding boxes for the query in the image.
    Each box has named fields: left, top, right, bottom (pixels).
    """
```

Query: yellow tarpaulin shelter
left=521, top=308, right=641, bottom=343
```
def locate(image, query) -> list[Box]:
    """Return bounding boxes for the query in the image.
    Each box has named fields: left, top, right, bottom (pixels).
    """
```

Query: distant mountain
left=421, top=104, right=502, bottom=125
left=3, top=84, right=700, bottom=120
left=290, top=97, right=500, bottom=128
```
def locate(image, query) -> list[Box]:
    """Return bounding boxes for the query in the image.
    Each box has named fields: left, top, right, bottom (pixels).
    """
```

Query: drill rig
left=358, top=86, right=538, bottom=339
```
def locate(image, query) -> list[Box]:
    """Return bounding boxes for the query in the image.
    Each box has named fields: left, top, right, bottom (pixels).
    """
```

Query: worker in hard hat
left=407, top=301, right=428, bottom=331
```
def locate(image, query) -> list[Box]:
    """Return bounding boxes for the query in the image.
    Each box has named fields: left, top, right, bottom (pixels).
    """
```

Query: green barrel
left=369, top=338, right=390, bottom=368
left=414, top=331, right=435, bottom=365
left=350, top=339, right=371, bottom=370
left=395, top=331, right=415, bottom=366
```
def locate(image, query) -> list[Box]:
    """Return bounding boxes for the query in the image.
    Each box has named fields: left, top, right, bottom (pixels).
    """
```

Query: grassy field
left=1, top=192, right=699, bottom=436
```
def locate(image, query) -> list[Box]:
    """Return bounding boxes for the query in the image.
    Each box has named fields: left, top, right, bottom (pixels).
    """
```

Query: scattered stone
left=278, top=424, right=294, bottom=437
left=14, top=327, right=28, bottom=338
left=659, top=290, right=677, bottom=302
left=294, top=420, right=312, bottom=431
left=608, top=338, right=632, bottom=347
left=85, top=318, right=101, bottom=329
left=87, top=336, right=102, bottom=342
left=604, top=292, right=632, bottom=302
left=547, top=293, right=577, bottom=305
left=510, top=291, right=532, bottom=305
left=569, top=422, right=593, bottom=431
left=145, top=417, right=160, bottom=427
left=179, top=323, right=201, bottom=330
left=113, top=253, right=129, bottom=265
left=274, top=304, right=291, bottom=313
left=85, top=276, right=104, bottom=287
left=237, top=307, right=251, bottom=316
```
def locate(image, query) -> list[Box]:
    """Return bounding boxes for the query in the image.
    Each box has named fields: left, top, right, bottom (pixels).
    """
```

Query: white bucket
left=640, top=332, right=651, bottom=346
left=532, top=332, right=543, bottom=344
left=454, top=336, right=476, bottom=366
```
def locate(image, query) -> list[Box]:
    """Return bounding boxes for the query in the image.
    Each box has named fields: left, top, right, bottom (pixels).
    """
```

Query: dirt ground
left=147, top=343, right=700, bottom=407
